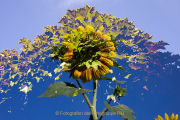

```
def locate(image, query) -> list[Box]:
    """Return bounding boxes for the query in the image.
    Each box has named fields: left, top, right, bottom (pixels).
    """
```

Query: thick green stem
left=76, top=79, right=98, bottom=120
left=92, top=79, right=98, bottom=120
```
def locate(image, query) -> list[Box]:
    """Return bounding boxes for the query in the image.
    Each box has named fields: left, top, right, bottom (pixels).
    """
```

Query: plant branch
left=98, top=92, right=116, bottom=120
left=76, top=79, right=92, bottom=109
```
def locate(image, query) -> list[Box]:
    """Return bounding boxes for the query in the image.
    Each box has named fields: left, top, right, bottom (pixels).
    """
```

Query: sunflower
left=60, top=25, right=118, bottom=83
left=154, top=113, right=178, bottom=120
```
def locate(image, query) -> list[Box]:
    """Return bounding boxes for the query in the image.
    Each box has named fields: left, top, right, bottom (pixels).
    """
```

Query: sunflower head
left=52, top=25, right=119, bottom=83
left=154, top=113, right=179, bottom=120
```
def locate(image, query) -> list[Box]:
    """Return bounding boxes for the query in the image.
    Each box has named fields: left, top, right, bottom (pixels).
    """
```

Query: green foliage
left=110, top=84, right=127, bottom=101
left=38, top=81, right=92, bottom=98
left=86, top=60, right=101, bottom=70
left=104, top=101, right=136, bottom=120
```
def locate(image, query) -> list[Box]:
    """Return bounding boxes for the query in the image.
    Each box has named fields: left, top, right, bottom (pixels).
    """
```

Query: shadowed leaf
left=104, top=101, right=136, bottom=120
left=38, top=81, right=92, bottom=98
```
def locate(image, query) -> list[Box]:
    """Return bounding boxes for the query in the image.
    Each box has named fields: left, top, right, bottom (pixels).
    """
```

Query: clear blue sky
left=0, top=0, right=180, bottom=120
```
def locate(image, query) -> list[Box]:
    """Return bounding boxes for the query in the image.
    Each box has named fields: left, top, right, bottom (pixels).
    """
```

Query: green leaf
left=74, top=41, right=80, bottom=49
left=80, top=32, right=85, bottom=39
left=77, top=46, right=83, bottom=52
left=101, top=77, right=126, bottom=84
left=91, top=60, right=101, bottom=70
left=113, top=61, right=128, bottom=72
left=92, top=51, right=102, bottom=58
left=68, top=43, right=76, bottom=49
left=104, top=101, right=136, bottom=120
left=38, top=81, right=92, bottom=98
left=86, top=60, right=93, bottom=69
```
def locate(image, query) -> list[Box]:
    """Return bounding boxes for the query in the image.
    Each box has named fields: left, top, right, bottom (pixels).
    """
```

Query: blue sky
left=0, top=0, right=180, bottom=120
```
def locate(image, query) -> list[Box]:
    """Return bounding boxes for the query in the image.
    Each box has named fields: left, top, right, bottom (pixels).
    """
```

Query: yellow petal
left=87, top=68, right=92, bottom=82
left=170, top=113, right=174, bottom=119
left=154, top=118, right=158, bottom=120
left=73, top=70, right=81, bottom=80
left=110, top=51, right=116, bottom=57
left=102, top=35, right=111, bottom=41
left=92, top=67, right=97, bottom=81
left=98, top=66, right=106, bottom=76
left=63, top=48, right=74, bottom=57
left=102, top=46, right=115, bottom=51
left=99, top=61, right=109, bottom=74
left=64, top=52, right=73, bottom=57
left=85, top=69, right=89, bottom=82
left=165, top=113, right=169, bottom=120
left=174, top=114, right=178, bottom=120
left=99, top=56, right=113, bottom=67
left=92, top=67, right=101, bottom=80
left=106, top=42, right=114, bottom=47
left=158, top=115, right=164, bottom=120
left=80, top=71, right=86, bottom=83
left=95, top=68, right=102, bottom=80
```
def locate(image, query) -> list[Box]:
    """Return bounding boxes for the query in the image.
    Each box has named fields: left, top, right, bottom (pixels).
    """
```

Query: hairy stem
left=76, top=79, right=92, bottom=112
left=92, top=79, right=98, bottom=120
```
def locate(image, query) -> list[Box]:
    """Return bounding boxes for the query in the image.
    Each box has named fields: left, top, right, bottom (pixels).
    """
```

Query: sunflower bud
left=95, top=30, right=102, bottom=37
left=85, top=25, right=95, bottom=32
left=102, top=35, right=111, bottom=41
left=70, top=29, right=78, bottom=34
left=78, top=26, right=85, bottom=31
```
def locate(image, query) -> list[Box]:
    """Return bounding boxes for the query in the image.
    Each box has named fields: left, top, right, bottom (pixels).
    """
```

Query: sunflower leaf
left=113, top=61, right=128, bottom=72
left=68, top=43, right=76, bottom=49
left=38, top=81, right=92, bottom=98
left=91, top=60, right=101, bottom=70
left=101, top=77, right=126, bottom=84
left=104, top=101, right=136, bottom=120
